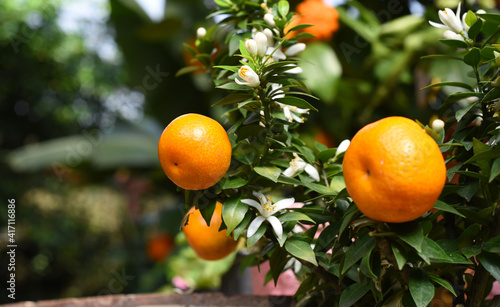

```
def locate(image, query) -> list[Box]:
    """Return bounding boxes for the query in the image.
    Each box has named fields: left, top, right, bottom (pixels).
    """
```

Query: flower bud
left=443, top=30, right=464, bottom=41
left=262, top=28, right=275, bottom=48
left=336, top=140, right=350, bottom=155
left=285, top=43, right=306, bottom=57
left=431, top=119, right=445, bottom=132
left=235, top=65, right=260, bottom=87
left=196, top=27, right=206, bottom=39
left=254, top=32, right=268, bottom=57
left=245, top=39, right=258, bottom=56
left=264, top=13, right=276, bottom=27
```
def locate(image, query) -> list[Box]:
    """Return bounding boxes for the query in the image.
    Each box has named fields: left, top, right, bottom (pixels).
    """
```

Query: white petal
left=252, top=191, right=267, bottom=205
left=268, top=46, right=287, bottom=61
left=255, top=32, right=268, bottom=57
left=304, top=164, right=320, bottom=182
left=235, top=78, right=249, bottom=86
left=196, top=27, right=206, bottom=39
left=443, top=30, right=464, bottom=41
left=462, top=13, right=470, bottom=33
left=267, top=215, right=284, bottom=239
left=283, top=167, right=297, bottom=177
left=241, top=198, right=264, bottom=215
left=428, top=20, right=449, bottom=30
left=291, top=112, right=304, bottom=123
left=337, top=139, right=350, bottom=154
left=273, top=197, right=295, bottom=211
left=285, top=43, right=306, bottom=57
left=264, top=13, right=276, bottom=27
left=283, top=106, right=292, bottom=122
left=285, top=65, right=303, bottom=74
left=247, top=216, right=266, bottom=237
left=432, top=119, right=445, bottom=132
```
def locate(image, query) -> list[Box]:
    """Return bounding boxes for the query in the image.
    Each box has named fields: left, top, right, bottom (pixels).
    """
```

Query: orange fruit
left=146, top=233, right=175, bottom=262
left=158, top=113, right=232, bottom=190
left=285, top=0, right=339, bottom=41
left=182, top=201, right=238, bottom=260
left=342, top=116, right=446, bottom=223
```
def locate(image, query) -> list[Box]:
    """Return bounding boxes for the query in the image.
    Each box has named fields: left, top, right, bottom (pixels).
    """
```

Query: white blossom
left=429, top=3, right=464, bottom=34
left=285, top=43, right=306, bottom=57
left=262, top=28, right=275, bottom=47
left=235, top=65, right=260, bottom=87
left=336, top=139, right=350, bottom=155
left=254, top=32, right=269, bottom=57
left=264, top=13, right=276, bottom=27
left=196, top=27, right=206, bottom=39
left=242, top=191, right=295, bottom=239
left=245, top=39, right=258, bottom=56
left=283, top=153, right=320, bottom=182
left=432, top=119, right=445, bottom=132
left=443, top=30, right=464, bottom=41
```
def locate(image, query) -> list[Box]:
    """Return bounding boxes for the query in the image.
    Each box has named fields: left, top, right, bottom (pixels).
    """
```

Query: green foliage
left=178, top=1, right=500, bottom=306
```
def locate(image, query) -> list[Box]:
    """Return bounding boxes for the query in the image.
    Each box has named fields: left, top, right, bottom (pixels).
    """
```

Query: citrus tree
left=160, top=1, right=500, bottom=306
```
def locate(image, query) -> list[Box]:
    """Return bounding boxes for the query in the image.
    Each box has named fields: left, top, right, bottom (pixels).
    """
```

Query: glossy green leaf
left=429, top=275, right=457, bottom=296
left=198, top=199, right=217, bottom=227
left=278, top=212, right=316, bottom=224
left=409, top=270, right=434, bottom=307
left=460, top=245, right=481, bottom=259
left=468, top=19, right=483, bottom=40
left=212, top=93, right=252, bottom=107
left=278, top=0, right=289, bottom=18
left=391, top=241, right=408, bottom=270
left=456, top=99, right=480, bottom=122
left=233, top=210, right=252, bottom=240
left=438, top=39, right=468, bottom=49
left=247, top=222, right=267, bottom=249
left=222, top=177, right=248, bottom=189
left=483, top=237, right=500, bottom=253
left=341, top=235, right=376, bottom=274
left=276, top=96, right=318, bottom=112
left=489, top=157, right=500, bottom=183
left=222, top=196, right=248, bottom=235
left=285, top=239, right=318, bottom=266
left=420, top=81, right=474, bottom=92
left=464, top=48, right=481, bottom=67
left=478, top=252, right=500, bottom=283
left=339, top=280, right=370, bottom=307
left=396, top=223, right=424, bottom=253
left=269, top=247, right=289, bottom=285
left=254, top=166, right=281, bottom=183
left=433, top=200, right=465, bottom=218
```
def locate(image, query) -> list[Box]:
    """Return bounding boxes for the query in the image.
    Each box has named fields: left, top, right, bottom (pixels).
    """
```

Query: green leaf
left=396, top=223, right=424, bottom=253
left=464, top=147, right=500, bottom=164
left=222, top=177, right=248, bottom=189
left=460, top=245, right=481, bottom=259
left=489, top=157, right=500, bottom=183
left=298, top=42, right=341, bottom=104
left=199, top=199, right=217, bottom=227
left=217, top=82, right=255, bottom=91
left=483, top=237, right=500, bottom=253
left=247, top=222, right=267, bottom=249
left=285, top=239, right=318, bottom=266
left=360, top=250, right=378, bottom=279
left=456, top=99, right=480, bottom=122
left=341, top=235, right=376, bottom=274
left=433, top=200, right=466, bottom=218
left=315, top=221, right=340, bottom=252
left=409, top=270, right=434, bottom=307
left=233, top=142, right=256, bottom=165
left=391, top=241, right=408, bottom=270
left=421, top=237, right=470, bottom=264
left=464, top=47, right=481, bottom=67
left=269, top=247, right=289, bottom=286
left=285, top=24, right=313, bottom=34
left=478, top=252, right=500, bottom=283
left=420, top=81, right=474, bottom=92
left=254, top=166, right=281, bottom=183
left=429, top=275, right=457, bottom=296
left=222, top=196, right=249, bottom=235
left=212, top=93, right=252, bottom=107
left=278, top=212, right=316, bottom=224
left=339, top=280, right=370, bottom=307
left=440, top=92, right=483, bottom=111
left=468, top=19, right=483, bottom=40
left=438, top=39, right=468, bottom=49
left=477, top=13, right=500, bottom=26
left=421, top=54, right=463, bottom=61
left=276, top=96, right=317, bottom=111
left=233, top=210, right=252, bottom=240
left=278, top=0, right=289, bottom=18
left=175, top=66, right=201, bottom=77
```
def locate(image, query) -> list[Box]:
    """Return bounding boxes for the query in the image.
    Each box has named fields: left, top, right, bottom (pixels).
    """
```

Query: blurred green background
left=0, top=0, right=497, bottom=303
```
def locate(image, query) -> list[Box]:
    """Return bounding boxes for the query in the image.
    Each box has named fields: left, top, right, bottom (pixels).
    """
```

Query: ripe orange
left=182, top=201, right=238, bottom=260
left=158, top=113, right=232, bottom=190
left=146, top=233, right=175, bottom=262
left=342, top=116, right=446, bottom=223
